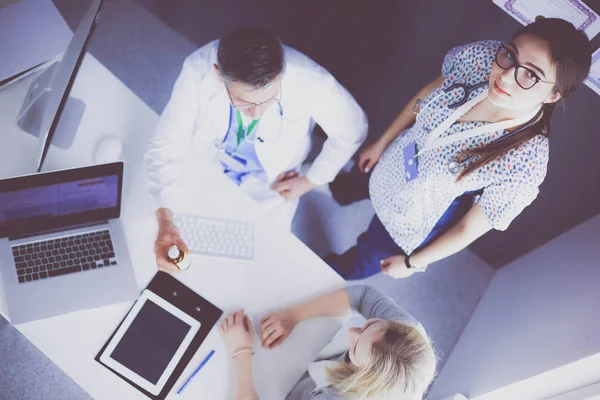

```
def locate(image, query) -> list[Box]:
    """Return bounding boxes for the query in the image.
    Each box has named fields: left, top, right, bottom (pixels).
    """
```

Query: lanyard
left=235, top=110, right=258, bottom=146
left=416, top=89, right=541, bottom=157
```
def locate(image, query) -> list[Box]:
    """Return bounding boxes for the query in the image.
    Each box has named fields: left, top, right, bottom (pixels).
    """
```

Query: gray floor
left=0, top=1, right=495, bottom=398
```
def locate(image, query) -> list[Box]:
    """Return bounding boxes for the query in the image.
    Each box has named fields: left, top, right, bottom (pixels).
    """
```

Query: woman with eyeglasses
left=327, top=17, right=592, bottom=280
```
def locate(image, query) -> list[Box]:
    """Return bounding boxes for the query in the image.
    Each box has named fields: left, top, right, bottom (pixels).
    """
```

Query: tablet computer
left=99, top=290, right=201, bottom=395
left=96, top=272, right=222, bottom=399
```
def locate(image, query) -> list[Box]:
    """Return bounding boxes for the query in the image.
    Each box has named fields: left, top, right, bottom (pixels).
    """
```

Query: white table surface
left=0, top=54, right=345, bottom=399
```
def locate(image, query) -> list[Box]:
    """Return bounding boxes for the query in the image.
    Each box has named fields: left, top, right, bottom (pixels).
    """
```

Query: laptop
left=0, top=161, right=138, bottom=324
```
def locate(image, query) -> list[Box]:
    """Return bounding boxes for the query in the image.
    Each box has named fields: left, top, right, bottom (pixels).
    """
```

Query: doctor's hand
left=274, top=170, right=299, bottom=183
left=380, top=255, right=425, bottom=279
left=154, top=208, right=188, bottom=274
left=271, top=175, right=316, bottom=201
left=358, top=140, right=387, bottom=174
left=260, top=308, right=298, bottom=349
left=220, top=310, right=255, bottom=358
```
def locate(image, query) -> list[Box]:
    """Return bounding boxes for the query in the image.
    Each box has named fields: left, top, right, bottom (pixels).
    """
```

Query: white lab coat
left=144, top=40, right=368, bottom=228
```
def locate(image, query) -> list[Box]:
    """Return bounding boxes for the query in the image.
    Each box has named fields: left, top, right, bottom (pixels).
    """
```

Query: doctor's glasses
left=495, top=44, right=555, bottom=90
left=225, top=81, right=281, bottom=111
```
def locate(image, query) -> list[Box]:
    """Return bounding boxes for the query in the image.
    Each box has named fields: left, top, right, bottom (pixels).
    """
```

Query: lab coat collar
left=202, top=72, right=230, bottom=142
left=202, top=71, right=284, bottom=143
left=199, top=69, right=226, bottom=102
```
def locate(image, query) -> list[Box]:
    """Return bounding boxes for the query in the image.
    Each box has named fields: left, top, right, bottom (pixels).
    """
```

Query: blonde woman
left=220, top=285, right=436, bottom=399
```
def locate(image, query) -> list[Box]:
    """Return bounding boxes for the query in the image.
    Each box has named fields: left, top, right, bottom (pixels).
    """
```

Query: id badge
left=216, top=150, right=247, bottom=172
left=403, top=142, right=419, bottom=182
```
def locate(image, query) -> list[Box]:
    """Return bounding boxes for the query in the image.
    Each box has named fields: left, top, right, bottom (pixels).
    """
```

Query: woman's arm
left=220, top=311, right=261, bottom=400
left=377, top=74, right=444, bottom=148
left=381, top=203, right=492, bottom=278
left=260, top=286, right=417, bottom=348
left=345, top=285, right=416, bottom=321
left=233, top=354, right=260, bottom=400
left=288, top=286, right=415, bottom=322
left=359, top=74, right=444, bottom=172
left=289, top=288, right=352, bottom=322
left=411, top=202, right=492, bottom=267
left=260, top=289, right=351, bottom=348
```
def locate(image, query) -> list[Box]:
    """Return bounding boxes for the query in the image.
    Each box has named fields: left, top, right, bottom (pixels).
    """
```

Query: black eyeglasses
left=495, top=44, right=555, bottom=90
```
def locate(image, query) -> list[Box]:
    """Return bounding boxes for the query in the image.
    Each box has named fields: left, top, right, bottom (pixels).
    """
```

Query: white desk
left=0, top=54, right=345, bottom=399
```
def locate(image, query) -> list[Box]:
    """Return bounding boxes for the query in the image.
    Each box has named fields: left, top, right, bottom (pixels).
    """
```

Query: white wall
left=429, top=213, right=600, bottom=400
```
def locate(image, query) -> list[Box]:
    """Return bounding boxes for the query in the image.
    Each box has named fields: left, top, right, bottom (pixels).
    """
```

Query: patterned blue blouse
left=369, top=40, right=550, bottom=254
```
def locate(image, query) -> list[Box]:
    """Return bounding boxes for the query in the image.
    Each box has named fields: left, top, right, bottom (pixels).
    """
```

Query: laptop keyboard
left=11, top=229, right=117, bottom=284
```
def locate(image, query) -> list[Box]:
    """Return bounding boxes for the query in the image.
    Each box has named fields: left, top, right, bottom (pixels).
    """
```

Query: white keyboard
left=173, top=214, right=254, bottom=262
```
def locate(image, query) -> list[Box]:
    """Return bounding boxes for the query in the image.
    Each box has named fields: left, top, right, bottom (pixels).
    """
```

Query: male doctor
left=145, top=27, right=368, bottom=273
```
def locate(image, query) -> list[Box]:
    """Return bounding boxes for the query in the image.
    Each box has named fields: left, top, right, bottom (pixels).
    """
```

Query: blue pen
left=177, top=349, right=216, bottom=395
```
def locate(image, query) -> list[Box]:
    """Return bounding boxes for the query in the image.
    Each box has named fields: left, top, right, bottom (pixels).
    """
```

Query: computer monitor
left=17, top=0, right=104, bottom=173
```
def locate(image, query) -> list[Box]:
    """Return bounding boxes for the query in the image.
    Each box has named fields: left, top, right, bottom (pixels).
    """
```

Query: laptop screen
left=0, top=162, right=123, bottom=238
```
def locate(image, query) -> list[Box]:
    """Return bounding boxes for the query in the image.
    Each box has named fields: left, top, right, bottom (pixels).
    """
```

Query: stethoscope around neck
left=413, top=80, right=544, bottom=175
left=413, top=80, right=490, bottom=117
left=446, top=105, right=543, bottom=174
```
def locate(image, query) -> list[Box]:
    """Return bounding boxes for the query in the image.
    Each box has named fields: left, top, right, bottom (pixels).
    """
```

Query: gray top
left=285, top=285, right=424, bottom=400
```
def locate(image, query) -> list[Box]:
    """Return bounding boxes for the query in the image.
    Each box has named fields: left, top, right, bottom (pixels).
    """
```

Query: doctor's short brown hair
left=217, top=27, right=285, bottom=89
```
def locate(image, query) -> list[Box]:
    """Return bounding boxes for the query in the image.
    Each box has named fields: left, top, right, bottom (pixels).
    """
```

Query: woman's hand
left=219, top=310, right=255, bottom=357
left=358, top=140, right=387, bottom=173
left=380, top=255, right=426, bottom=279
left=260, top=308, right=298, bottom=349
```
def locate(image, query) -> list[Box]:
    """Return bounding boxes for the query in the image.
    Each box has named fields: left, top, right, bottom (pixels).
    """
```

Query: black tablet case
left=95, top=272, right=223, bottom=399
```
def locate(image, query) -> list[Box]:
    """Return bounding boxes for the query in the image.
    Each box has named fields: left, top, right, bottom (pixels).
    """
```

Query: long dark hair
left=458, top=18, right=592, bottom=180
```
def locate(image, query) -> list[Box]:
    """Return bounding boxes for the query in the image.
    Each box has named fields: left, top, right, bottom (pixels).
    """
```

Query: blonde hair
left=326, top=321, right=437, bottom=400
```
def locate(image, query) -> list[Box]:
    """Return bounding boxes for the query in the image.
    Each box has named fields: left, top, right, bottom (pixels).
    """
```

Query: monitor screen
left=24, top=0, right=104, bottom=172
left=0, top=175, right=118, bottom=227
left=0, top=162, right=123, bottom=238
